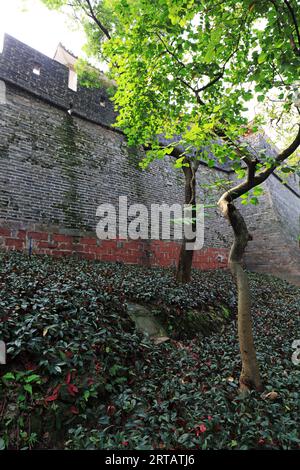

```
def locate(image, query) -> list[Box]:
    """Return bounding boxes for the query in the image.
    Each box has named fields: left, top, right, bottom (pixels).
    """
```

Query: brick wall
left=0, top=225, right=228, bottom=270
left=0, top=81, right=232, bottom=240
left=0, top=35, right=232, bottom=270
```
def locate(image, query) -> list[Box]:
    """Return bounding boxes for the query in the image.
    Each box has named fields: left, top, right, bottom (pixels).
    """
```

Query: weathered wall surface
left=242, top=175, right=300, bottom=284
left=235, top=133, right=300, bottom=284
left=0, top=34, right=117, bottom=127
left=0, top=82, right=231, bottom=238
left=0, top=35, right=231, bottom=269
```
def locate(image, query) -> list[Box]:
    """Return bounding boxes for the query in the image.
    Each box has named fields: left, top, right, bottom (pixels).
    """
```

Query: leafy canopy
left=41, top=0, right=300, bottom=174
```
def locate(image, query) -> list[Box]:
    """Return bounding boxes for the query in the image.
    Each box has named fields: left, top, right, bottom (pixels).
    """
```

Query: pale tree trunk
left=218, top=197, right=263, bottom=393
left=176, top=161, right=199, bottom=283
left=216, top=126, right=300, bottom=392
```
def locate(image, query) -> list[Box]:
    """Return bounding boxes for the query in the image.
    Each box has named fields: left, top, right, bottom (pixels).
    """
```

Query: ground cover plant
left=0, top=251, right=299, bottom=450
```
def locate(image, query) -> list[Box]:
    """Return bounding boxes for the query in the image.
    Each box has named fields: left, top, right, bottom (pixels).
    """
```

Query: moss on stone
left=56, top=115, right=85, bottom=229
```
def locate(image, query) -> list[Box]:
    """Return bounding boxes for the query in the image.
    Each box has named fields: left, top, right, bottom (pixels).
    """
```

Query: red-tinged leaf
left=67, top=383, right=79, bottom=396
left=65, top=372, right=71, bottom=384
left=25, top=362, right=37, bottom=371
left=70, top=406, right=79, bottom=415
left=45, top=385, right=61, bottom=402
left=176, top=418, right=187, bottom=427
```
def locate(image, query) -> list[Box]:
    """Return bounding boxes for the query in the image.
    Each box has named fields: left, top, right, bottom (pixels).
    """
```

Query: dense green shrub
left=0, top=252, right=299, bottom=450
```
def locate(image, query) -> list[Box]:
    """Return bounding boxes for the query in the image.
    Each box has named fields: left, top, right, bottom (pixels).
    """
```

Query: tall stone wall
left=240, top=133, right=300, bottom=284
left=242, top=174, right=300, bottom=284
left=0, top=35, right=231, bottom=269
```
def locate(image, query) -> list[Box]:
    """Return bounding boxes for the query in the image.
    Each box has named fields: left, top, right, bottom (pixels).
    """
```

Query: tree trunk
left=176, top=163, right=196, bottom=283
left=176, top=239, right=194, bottom=283
left=218, top=196, right=263, bottom=393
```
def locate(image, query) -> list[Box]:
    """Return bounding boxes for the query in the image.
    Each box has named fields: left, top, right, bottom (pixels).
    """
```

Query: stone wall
left=234, top=133, right=300, bottom=284
left=0, top=81, right=231, bottom=231
left=242, top=174, right=300, bottom=284
left=0, top=34, right=117, bottom=127
left=0, top=35, right=231, bottom=270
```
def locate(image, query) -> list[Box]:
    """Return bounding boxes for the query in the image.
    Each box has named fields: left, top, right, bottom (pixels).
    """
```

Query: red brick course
left=27, top=232, right=49, bottom=241
left=0, top=227, right=229, bottom=270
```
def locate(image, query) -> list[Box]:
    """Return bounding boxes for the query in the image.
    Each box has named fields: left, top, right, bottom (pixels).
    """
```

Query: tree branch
left=219, top=124, right=300, bottom=210
left=284, top=0, right=300, bottom=53
left=243, top=157, right=258, bottom=184
left=196, top=35, right=241, bottom=93
left=155, top=32, right=186, bottom=70
left=84, top=0, right=111, bottom=39
left=153, top=32, right=206, bottom=105
left=268, top=0, right=300, bottom=56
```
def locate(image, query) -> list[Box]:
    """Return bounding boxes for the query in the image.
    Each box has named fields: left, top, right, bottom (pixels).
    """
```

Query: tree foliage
left=41, top=0, right=300, bottom=175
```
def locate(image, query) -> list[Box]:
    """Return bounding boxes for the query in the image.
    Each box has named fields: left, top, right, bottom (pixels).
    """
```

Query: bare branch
left=243, top=157, right=258, bottom=184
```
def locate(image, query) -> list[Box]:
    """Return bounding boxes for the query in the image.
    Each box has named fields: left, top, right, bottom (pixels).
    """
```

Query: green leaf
left=2, top=373, right=15, bottom=381
left=23, top=384, right=33, bottom=395
left=253, top=186, right=264, bottom=196
left=258, top=52, right=267, bottom=64
left=174, top=156, right=187, bottom=168
left=25, top=374, right=41, bottom=383
left=250, top=196, right=259, bottom=205
left=178, top=433, right=191, bottom=443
